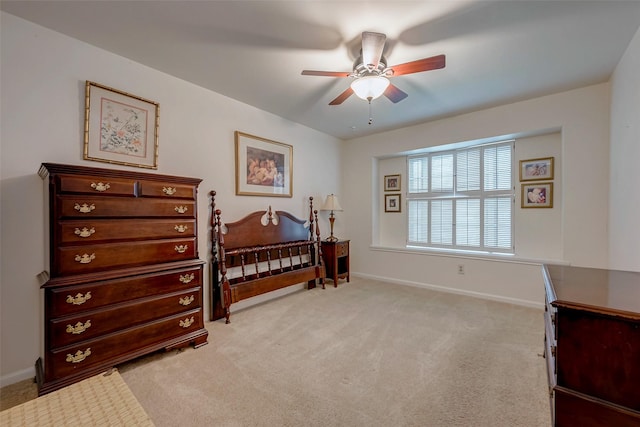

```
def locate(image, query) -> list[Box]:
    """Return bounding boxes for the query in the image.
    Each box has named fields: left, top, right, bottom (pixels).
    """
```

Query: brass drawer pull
left=74, top=203, right=96, bottom=213
left=179, top=295, right=195, bottom=306
left=175, top=245, right=188, bottom=254
left=179, top=317, right=195, bottom=328
left=66, top=292, right=91, bottom=305
left=66, top=320, right=91, bottom=334
left=75, top=253, right=96, bottom=264
left=174, top=224, right=188, bottom=233
left=174, top=206, right=188, bottom=214
left=74, top=227, right=96, bottom=238
left=179, top=273, right=195, bottom=284
left=163, top=187, right=177, bottom=195
left=90, top=182, right=110, bottom=192
left=66, top=348, right=91, bottom=364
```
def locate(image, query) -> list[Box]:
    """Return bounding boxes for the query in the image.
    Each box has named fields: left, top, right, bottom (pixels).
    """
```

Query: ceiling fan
left=301, top=31, right=445, bottom=106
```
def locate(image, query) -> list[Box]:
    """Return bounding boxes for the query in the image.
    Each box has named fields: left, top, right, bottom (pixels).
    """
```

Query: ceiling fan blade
left=301, top=70, right=351, bottom=77
left=390, top=54, right=446, bottom=76
left=361, top=31, right=386, bottom=69
left=329, top=87, right=354, bottom=105
left=384, top=84, right=409, bottom=103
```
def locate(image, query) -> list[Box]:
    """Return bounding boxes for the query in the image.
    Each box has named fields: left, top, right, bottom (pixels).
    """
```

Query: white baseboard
left=1, top=366, right=35, bottom=388
left=352, top=272, right=544, bottom=310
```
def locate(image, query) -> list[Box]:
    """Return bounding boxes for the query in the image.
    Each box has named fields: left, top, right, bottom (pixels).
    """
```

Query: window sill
left=369, top=244, right=569, bottom=266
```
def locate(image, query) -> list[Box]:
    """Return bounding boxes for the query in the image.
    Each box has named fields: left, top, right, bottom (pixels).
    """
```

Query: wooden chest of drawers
left=542, top=265, right=640, bottom=426
left=37, top=163, right=208, bottom=395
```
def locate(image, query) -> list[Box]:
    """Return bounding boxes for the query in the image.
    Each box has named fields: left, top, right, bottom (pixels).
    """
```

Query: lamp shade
left=321, top=194, right=343, bottom=212
left=350, top=75, right=390, bottom=100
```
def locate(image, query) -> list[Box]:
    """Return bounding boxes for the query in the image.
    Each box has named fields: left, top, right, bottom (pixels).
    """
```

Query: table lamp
left=321, top=194, right=343, bottom=242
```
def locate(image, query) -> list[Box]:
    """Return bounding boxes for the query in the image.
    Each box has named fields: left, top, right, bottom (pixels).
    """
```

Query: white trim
left=352, top=271, right=545, bottom=310
left=370, top=244, right=570, bottom=266
left=1, top=366, right=35, bottom=388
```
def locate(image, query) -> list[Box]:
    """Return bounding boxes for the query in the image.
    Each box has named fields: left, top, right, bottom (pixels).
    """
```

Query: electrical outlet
left=458, top=264, right=465, bottom=275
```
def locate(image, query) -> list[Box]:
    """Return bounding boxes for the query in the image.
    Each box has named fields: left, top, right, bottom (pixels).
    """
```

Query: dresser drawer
left=336, top=241, right=349, bottom=257
left=57, top=218, right=196, bottom=244
left=56, top=174, right=137, bottom=196
left=138, top=180, right=196, bottom=200
left=49, top=288, right=202, bottom=348
left=57, top=196, right=196, bottom=218
left=46, top=309, right=203, bottom=381
left=48, top=266, right=202, bottom=317
left=554, top=387, right=640, bottom=427
left=54, top=238, right=197, bottom=276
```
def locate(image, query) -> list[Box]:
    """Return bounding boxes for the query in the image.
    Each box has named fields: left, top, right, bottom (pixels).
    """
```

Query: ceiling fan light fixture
left=350, top=75, right=390, bottom=101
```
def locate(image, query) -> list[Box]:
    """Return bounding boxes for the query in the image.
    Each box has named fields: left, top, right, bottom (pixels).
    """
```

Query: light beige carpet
left=119, top=278, right=549, bottom=426
left=0, top=369, right=154, bottom=426
left=1, top=278, right=549, bottom=426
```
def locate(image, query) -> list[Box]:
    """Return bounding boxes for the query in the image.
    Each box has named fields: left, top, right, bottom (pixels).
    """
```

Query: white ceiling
left=2, top=1, right=640, bottom=140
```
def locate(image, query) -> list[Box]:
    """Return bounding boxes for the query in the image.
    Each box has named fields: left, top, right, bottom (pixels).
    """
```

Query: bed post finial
left=308, top=197, right=314, bottom=237
left=210, top=190, right=217, bottom=228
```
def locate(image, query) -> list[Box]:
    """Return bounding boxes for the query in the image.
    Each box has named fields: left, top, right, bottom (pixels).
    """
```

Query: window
left=407, top=141, right=514, bottom=253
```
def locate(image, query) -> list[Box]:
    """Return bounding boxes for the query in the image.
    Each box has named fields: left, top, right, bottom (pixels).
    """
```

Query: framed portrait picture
left=384, top=174, right=401, bottom=192
left=519, top=157, right=554, bottom=181
left=84, top=81, right=159, bottom=169
left=385, top=194, right=401, bottom=212
left=235, top=131, right=292, bottom=197
left=521, top=182, right=553, bottom=208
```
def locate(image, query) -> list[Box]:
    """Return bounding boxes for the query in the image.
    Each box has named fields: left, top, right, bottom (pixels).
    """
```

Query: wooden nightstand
left=321, top=240, right=350, bottom=287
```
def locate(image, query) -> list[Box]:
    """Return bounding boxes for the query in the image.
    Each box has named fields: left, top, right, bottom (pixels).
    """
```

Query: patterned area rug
left=0, top=370, right=154, bottom=426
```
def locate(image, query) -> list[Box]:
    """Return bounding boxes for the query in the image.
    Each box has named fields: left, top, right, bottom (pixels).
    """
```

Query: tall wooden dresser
left=542, top=264, right=640, bottom=426
left=37, top=163, right=208, bottom=395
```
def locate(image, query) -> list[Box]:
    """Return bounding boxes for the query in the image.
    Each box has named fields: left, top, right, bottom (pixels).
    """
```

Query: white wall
left=342, top=84, right=612, bottom=308
left=610, top=26, right=640, bottom=272
left=0, top=13, right=342, bottom=385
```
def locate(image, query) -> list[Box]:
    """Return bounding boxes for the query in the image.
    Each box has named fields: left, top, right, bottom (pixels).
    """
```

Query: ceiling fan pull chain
left=368, top=99, right=373, bottom=125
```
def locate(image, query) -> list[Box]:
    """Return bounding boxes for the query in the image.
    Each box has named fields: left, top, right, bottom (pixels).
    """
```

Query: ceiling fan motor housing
left=353, top=54, right=390, bottom=78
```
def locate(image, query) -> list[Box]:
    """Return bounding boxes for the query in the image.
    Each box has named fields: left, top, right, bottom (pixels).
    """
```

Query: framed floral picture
left=519, top=157, right=554, bottom=181
left=235, top=131, right=293, bottom=197
left=521, top=182, right=553, bottom=208
left=84, top=81, right=159, bottom=169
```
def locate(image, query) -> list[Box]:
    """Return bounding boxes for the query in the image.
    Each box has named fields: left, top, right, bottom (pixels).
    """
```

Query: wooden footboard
left=210, top=193, right=325, bottom=323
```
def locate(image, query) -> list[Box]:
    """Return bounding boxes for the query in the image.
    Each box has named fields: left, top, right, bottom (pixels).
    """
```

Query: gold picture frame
left=84, top=81, right=159, bottom=169
left=385, top=194, right=401, bottom=212
left=521, top=182, right=553, bottom=208
left=384, top=174, right=401, bottom=192
left=235, top=131, right=293, bottom=197
left=519, top=157, right=554, bottom=181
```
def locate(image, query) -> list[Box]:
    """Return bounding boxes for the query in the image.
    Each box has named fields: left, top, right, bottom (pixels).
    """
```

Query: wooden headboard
left=210, top=192, right=325, bottom=323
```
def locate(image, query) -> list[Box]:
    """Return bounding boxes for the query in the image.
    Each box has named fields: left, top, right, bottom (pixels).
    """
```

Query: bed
left=210, top=192, right=325, bottom=323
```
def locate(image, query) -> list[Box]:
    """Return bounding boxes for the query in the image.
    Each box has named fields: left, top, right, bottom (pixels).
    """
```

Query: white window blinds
left=407, top=141, right=514, bottom=253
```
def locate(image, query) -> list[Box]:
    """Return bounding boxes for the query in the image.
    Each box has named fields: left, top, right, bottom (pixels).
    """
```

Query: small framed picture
left=520, top=157, right=554, bottom=181
left=384, top=174, right=401, bottom=192
left=385, top=194, right=401, bottom=212
left=521, top=183, right=553, bottom=208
